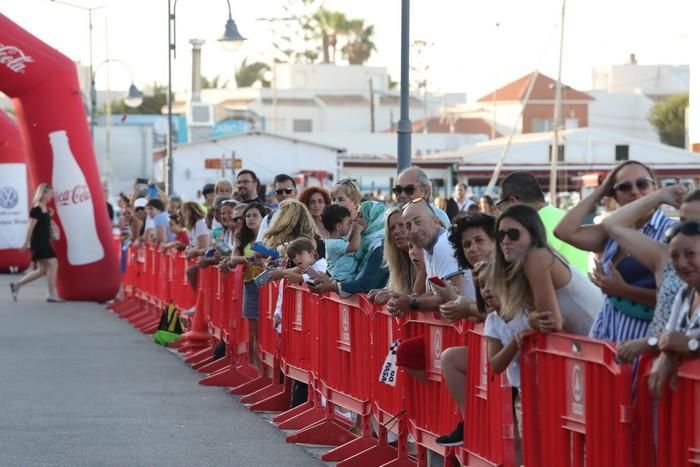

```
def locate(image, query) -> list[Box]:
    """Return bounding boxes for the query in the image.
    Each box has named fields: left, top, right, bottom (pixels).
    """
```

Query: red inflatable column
left=0, top=14, right=120, bottom=301
left=0, top=110, right=32, bottom=273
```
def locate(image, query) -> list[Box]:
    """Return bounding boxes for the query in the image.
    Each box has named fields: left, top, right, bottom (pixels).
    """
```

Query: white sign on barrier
left=0, top=163, right=28, bottom=249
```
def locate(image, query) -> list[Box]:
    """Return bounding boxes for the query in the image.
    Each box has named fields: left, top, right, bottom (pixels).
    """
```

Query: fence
left=111, top=246, right=700, bottom=467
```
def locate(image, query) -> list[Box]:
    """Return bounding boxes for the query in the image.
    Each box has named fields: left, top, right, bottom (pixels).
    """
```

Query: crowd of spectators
left=117, top=162, right=700, bottom=460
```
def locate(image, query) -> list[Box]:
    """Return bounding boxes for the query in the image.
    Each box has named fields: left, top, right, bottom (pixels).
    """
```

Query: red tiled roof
left=477, top=71, right=594, bottom=103
left=411, top=117, right=501, bottom=137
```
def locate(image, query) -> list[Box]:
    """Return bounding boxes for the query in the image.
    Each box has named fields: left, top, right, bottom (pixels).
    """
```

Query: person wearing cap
left=201, top=183, right=216, bottom=213
left=132, top=198, right=149, bottom=241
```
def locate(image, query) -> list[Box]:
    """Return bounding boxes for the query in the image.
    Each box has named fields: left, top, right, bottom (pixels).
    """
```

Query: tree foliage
left=649, top=92, right=688, bottom=148
left=234, top=59, right=271, bottom=88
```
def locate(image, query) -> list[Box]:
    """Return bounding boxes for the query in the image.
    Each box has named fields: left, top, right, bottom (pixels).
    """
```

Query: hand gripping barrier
left=402, top=311, right=464, bottom=466
left=460, top=323, right=515, bottom=467
left=520, top=332, right=633, bottom=467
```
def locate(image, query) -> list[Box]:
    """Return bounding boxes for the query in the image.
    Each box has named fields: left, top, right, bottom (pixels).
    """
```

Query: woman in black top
left=10, top=183, right=62, bottom=302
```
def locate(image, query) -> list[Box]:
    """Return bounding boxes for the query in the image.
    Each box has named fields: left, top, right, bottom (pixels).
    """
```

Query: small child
left=162, top=213, right=189, bottom=250
left=480, top=263, right=529, bottom=466
left=321, top=204, right=366, bottom=281
left=273, top=237, right=328, bottom=332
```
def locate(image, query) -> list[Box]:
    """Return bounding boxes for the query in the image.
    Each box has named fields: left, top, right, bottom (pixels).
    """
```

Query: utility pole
left=396, top=0, right=412, bottom=173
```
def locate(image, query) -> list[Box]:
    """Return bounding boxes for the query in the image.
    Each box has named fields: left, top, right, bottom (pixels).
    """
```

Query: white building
left=153, top=131, right=344, bottom=200
left=174, top=63, right=445, bottom=140
left=592, top=56, right=689, bottom=101
left=587, top=91, right=659, bottom=142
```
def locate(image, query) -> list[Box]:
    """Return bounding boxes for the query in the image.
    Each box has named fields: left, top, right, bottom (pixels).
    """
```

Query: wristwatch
left=688, top=337, right=700, bottom=353
left=409, top=296, right=419, bottom=311
left=647, top=336, right=659, bottom=348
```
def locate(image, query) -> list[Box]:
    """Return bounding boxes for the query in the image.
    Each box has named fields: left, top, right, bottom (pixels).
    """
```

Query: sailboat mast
left=549, top=0, right=567, bottom=205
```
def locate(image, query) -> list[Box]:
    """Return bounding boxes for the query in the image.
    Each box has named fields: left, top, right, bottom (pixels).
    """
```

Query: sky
left=0, top=0, right=693, bottom=101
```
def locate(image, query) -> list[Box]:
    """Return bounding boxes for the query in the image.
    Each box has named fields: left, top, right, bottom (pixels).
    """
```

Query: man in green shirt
left=497, top=171, right=589, bottom=275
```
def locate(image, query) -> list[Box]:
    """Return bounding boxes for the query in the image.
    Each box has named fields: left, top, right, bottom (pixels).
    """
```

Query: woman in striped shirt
left=555, top=161, right=677, bottom=343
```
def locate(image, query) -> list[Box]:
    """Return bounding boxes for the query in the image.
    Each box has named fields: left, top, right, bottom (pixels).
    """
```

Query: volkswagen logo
left=0, top=186, right=18, bottom=209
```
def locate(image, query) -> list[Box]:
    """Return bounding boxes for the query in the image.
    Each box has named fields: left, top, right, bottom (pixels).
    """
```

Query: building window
left=293, top=119, right=313, bottom=132
left=548, top=144, right=565, bottom=162
left=532, top=118, right=553, bottom=133
left=615, top=145, right=629, bottom=161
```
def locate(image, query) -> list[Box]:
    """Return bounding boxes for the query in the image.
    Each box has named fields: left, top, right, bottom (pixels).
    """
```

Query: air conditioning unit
left=188, top=102, right=215, bottom=127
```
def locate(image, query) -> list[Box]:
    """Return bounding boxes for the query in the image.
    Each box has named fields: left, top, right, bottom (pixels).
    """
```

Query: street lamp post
left=92, top=59, right=143, bottom=191
left=49, top=0, right=104, bottom=140
left=166, top=0, right=246, bottom=195
left=397, top=0, right=412, bottom=174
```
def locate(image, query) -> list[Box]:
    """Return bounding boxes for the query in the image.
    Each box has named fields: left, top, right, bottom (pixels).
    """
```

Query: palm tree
left=341, top=19, right=377, bottom=65
left=234, top=59, right=271, bottom=88
left=313, top=8, right=348, bottom=64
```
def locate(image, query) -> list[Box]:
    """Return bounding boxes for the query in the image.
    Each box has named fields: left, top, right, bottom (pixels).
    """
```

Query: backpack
left=153, top=304, right=185, bottom=346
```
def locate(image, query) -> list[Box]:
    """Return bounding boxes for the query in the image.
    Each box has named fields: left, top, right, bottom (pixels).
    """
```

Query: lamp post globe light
left=166, top=0, right=246, bottom=195
left=124, top=83, right=144, bottom=108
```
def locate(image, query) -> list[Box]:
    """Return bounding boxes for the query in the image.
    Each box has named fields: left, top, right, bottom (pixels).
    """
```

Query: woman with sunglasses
left=493, top=205, right=601, bottom=336
left=601, top=185, right=698, bottom=362
left=555, top=160, right=676, bottom=343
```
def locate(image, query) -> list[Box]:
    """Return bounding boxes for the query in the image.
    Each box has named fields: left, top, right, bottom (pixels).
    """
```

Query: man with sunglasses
left=256, top=173, right=298, bottom=242
left=387, top=198, right=466, bottom=316
left=392, top=167, right=451, bottom=228
left=498, top=171, right=589, bottom=275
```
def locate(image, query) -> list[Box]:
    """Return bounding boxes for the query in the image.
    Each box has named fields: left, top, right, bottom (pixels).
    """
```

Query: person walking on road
left=10, top=183, right=63, bottom=302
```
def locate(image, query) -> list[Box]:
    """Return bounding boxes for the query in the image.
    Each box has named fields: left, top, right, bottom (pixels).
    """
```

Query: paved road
left=0, top=274, right=324, bottom=467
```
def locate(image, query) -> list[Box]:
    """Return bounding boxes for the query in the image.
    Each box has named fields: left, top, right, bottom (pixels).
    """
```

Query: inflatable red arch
left=0, top=14, right=120, bottom=301
left=0, top=109, right=32, bottom=273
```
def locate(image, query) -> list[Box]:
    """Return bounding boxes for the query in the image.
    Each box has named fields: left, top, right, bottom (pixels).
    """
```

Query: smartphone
left=428, top=276, right=446, bottom=287
left=148, top=183, right=158, bottom=199
left=252, top=242, right=280, bottom=259
left=135, top=177, right=148, bottom=185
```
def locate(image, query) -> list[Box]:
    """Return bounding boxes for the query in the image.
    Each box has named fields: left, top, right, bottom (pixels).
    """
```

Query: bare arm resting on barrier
left=386, top=272, right=465, bottom=316
left=486, top=331, right=530, bottom=375
left=524, top=248, right=564, bottom=332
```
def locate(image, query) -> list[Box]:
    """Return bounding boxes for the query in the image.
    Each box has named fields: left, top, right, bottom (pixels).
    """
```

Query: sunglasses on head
left=497, top=228, right=521, bottom=243
left=664, top=221, right=700, bottom=243
left=613, top=176, right=654, bottom=193
left=392, top=184, right=416, bottom=196
left=275, top=188, right=294, bottom=195
left=401, top=197, right=435, bottom=215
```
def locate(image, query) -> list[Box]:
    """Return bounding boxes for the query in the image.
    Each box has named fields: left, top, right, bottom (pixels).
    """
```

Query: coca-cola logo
left=56, top=185, right=91, bottom=206
left=0, top=43, right=34, bottom=74
left=0, top=186, right=19, bottom=209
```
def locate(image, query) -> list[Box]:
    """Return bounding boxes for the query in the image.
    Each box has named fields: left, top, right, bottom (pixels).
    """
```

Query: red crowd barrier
left=113, top=246, right=700, bottom=467
left=520, top=332, right=633, bottom=467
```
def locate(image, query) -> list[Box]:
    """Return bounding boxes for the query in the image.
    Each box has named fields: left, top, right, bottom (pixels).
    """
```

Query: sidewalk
left=0, top=273, right=323, bottom=467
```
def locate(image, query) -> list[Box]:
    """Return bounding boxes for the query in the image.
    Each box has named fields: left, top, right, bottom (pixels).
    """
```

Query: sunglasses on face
left=275, top=188, right=294, bottom=195
left=497, top=228, right=521, bottom=243
left=613, top=176, right=654, bottom=193
left=496, top=195, right=514, bottom=210
left=392, top=184, right=416, bottom=196
left=665, top=221, right=700, bottom=243
left=135, top=207, right=145, bottom=212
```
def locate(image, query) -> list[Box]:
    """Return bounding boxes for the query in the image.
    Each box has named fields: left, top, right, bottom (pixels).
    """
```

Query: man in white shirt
left=387, top=198, right=465, bottom=315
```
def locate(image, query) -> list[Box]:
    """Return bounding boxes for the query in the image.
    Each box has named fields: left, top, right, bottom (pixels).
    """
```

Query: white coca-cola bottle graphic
left=49, top=130, right=104, bottom=265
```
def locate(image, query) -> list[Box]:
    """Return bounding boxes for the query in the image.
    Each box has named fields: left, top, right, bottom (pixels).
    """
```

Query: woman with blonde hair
left=263, top=198, right=319, bottom=253
left=368, top=207, right=421, bottom=304
left=330, top=178, right=362, bottom=218
left=10, top=183, right=62, bottom=302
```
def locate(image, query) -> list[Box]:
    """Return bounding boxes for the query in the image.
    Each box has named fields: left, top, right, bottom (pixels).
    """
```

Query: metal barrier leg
left=285, top=402, right=356, bottom=446
left=229, top=374, right=272, bottom=396
left=198, top=363, right=257, bottom=387
left=322, top=414, right=378, bottom=462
